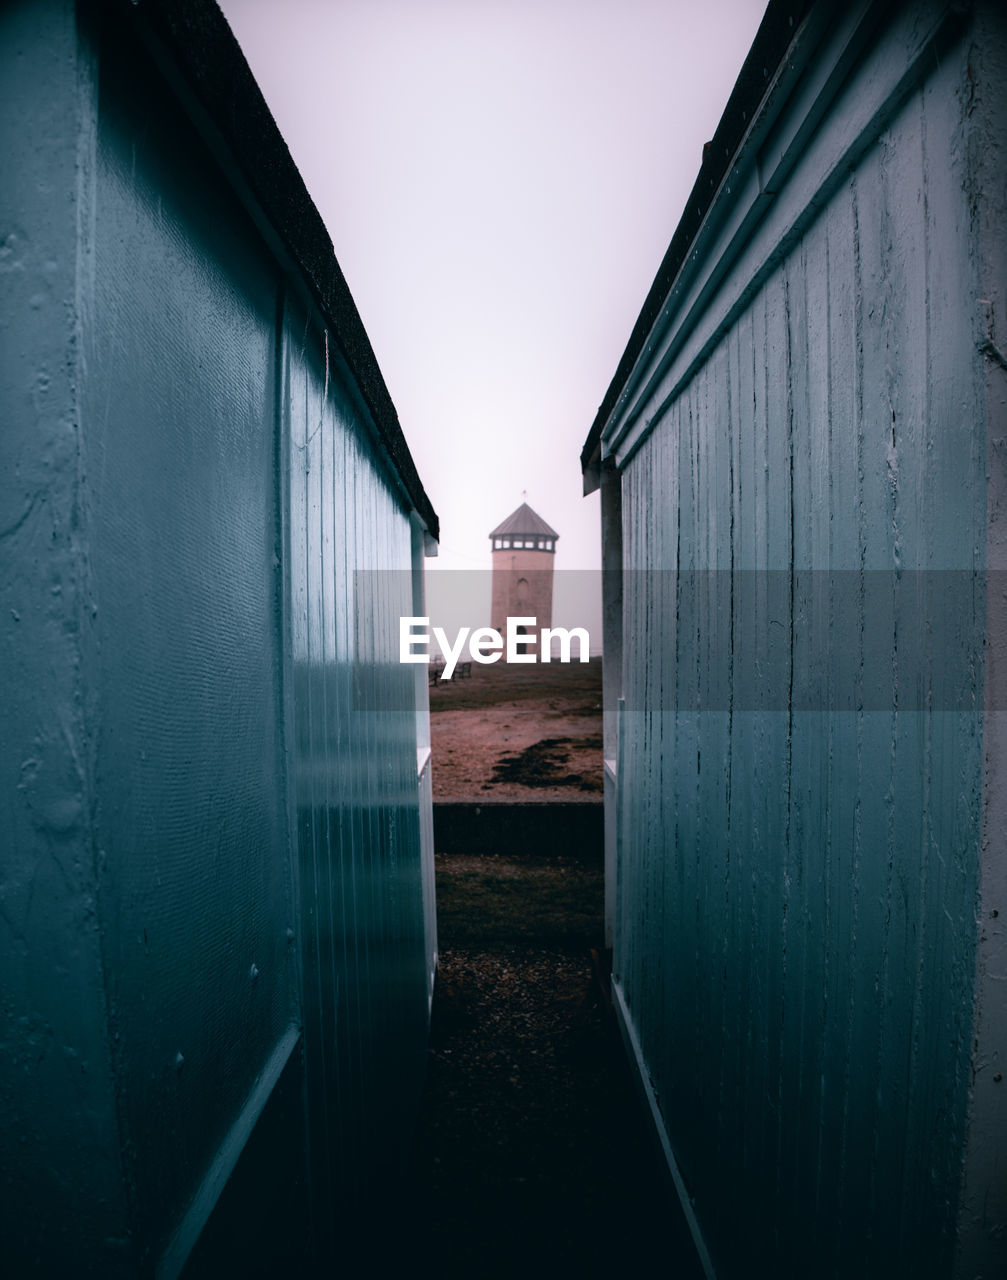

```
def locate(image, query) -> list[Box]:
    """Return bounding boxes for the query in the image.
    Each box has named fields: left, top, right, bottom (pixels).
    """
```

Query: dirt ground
left=429, top=657, right=603, bottom=800
left=356, top=658, right=709, bottom=1278
left=381, top=846, right=704, bottom=1280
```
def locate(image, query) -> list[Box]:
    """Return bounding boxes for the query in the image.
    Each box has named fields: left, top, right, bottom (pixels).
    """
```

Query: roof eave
left=108, top=0, right=440, bottom=542
left=580, top=0, right=816, bottom=478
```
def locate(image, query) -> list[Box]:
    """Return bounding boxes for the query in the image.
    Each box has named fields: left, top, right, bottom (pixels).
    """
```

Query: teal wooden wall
left=284, top=289, right=432, bottom=1252
left=601, top=2, right=1005, bottom=1275
left=0, top=3, right=437, bottom=1274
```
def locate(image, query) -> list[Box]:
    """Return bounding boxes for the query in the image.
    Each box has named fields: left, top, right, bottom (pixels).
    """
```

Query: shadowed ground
left=378, top=846, right=704, bottom=1280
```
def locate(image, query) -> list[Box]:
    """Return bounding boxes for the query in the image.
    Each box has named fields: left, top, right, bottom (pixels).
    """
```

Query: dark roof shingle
left=489, top=503, right=559, bottom=539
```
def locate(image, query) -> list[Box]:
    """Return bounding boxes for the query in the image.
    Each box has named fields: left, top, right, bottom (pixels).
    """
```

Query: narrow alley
left=384, top=847, right=703, bottom=1280
left=6, top=2, right=1006, bottom=1275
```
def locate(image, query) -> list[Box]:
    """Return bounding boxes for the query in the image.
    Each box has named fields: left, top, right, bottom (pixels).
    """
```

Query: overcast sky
left=218, top=0, right=767, bottom=620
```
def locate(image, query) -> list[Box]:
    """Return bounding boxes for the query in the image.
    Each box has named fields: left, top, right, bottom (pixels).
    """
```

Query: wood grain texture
left=613, top=33, right=987, bottom=1275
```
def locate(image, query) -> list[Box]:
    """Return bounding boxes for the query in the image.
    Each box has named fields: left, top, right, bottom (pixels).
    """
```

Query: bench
left=428, top=661, right=472, bottom=684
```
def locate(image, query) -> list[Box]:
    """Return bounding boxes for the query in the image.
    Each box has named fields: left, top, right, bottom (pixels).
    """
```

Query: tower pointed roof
left=489, top=502, right=559, bottom=540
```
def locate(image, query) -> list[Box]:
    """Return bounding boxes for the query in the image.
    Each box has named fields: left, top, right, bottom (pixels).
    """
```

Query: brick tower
left=489, top=502, right=559, bottom=635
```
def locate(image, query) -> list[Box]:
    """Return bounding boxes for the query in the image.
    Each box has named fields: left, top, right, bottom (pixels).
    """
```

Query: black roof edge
left=580, top=0, right=814, bottom=479
left=110, top=0, right=439, bottom=543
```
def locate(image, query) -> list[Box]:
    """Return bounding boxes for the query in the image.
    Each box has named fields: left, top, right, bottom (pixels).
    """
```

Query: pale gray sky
left=219, top=0, right=767, bottom=594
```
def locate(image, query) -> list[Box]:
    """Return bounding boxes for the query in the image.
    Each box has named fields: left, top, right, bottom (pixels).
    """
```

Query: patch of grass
left=435, top=854, right=604, bottom=949
left=429, top=656, right=602, bottom=711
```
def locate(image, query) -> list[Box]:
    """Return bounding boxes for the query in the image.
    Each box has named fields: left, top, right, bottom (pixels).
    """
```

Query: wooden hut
left=0, top=0, right=438, bottom=1273
left=582, top=1, right=1007, bottom=1275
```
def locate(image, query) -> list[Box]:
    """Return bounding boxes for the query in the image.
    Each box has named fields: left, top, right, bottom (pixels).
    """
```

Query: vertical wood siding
left=0, top=8, right=436, bottom=1273
left=285, top=294, right=431, bottom=1249
left=616, top=51, right=984, bottom=1277
left=85, top=37, right=300, bottom=1268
